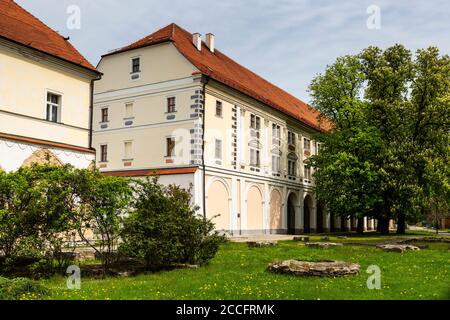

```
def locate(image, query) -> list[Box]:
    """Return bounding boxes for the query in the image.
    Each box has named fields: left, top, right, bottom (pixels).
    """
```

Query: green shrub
left=0, top=277, right=50, bottom=300
left=120, top=178, right=225, bottom=270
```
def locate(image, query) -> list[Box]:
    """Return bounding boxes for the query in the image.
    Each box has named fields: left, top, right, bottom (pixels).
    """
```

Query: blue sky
left=16, top=0, right=450, bottom=102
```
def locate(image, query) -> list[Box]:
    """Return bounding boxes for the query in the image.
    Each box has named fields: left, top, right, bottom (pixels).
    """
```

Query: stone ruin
left=268, top=260, right=360, bottom=277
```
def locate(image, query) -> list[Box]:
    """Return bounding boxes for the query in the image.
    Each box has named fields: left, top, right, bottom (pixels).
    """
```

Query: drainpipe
left=201, top=76, right=209, bottom=219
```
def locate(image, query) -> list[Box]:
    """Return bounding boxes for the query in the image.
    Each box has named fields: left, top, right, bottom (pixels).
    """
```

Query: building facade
left=94, top=23, right=376, bottom=235
left=0, top=0, right=100, bottom=172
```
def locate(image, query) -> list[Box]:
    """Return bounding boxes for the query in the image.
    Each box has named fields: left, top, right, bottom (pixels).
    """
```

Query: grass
left=38, top=232, right=450, bottom=300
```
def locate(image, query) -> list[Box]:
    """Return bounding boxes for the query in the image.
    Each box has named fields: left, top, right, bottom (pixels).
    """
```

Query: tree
left=308, top=45, right=450, bottom=234
left=71, top=169, right=133, bottom=275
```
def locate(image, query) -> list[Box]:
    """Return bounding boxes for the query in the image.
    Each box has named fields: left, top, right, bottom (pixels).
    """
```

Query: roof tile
left=107, top=23, right=331, bottom=131
left=0, top=0, right=97, bottom=72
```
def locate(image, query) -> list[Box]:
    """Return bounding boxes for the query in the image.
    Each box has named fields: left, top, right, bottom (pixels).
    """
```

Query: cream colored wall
left=95, top=43, right=198, bottom=94
left=94, top=89, right=194, bottom=130
left=204, top=82, right=318, bottom=182
left=247, top=185, right=264, bottom=231
left=270, top=189, right=283, bottom=230
left=94, top=120, right=195, bottom=170
left=207, top=180, right=230, bottom=231
left=0, top=46, right=92, bottom=148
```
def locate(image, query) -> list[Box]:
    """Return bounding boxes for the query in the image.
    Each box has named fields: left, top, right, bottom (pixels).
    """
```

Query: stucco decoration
left=268, top=260, right=360, bottom=277
left=22, top=148, right=64, bottom=167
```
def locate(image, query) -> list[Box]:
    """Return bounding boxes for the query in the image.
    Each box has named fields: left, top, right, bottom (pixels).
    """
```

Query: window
left=131, top=57, right=140, bottom=73
left=272, top=155, right=280, bottom=173
left=250, top=114, right=261, bottom=130
left=250, top=148, right=260, bottom=167
left=166, top=137, right=175, bottom=157
left=124, top=141, right=132, bottom=159
left=272, top=124, right=281, bottom=146
left=216, top=101, right=223, bottom=117
left=125, top=103, right=134, bottom=118
left=167, top=97, right=176, bottom=113
left=304, top=165, right=311, bottom=180
left=100, top=145, right=108, bottom=162
left=288, top=160, right=297, bottom=176
left=101, top=108, right=109, bottom=123
left=215, top=139, right=222, bottom=159
left=288, top=132, right=296, bottom=145
left=46, top=92, right=61, bottom=122
left=304, top=138, right=311, bottom=151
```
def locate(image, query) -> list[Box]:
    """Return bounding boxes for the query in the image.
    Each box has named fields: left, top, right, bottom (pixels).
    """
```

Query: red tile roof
left=105, top=23, right=331, bottom=132
left=0, top=0, right=97, bottom=72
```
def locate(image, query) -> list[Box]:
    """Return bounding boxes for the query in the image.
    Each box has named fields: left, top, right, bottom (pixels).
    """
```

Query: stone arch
left=303, top=194, right=314, bottom=234
left=206, top=177, right=231, bottom=232
left=247, top=184, right=264, bottom=232
left=269, top=188, right=283, bottom=232
left=22, top=149, right=63, bottom=168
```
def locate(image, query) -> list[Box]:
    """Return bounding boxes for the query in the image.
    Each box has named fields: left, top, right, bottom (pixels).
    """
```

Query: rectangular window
left=125, top=103, right=134, bottom=118
left=250, top=148, right=260, bottom=167
left=124, top=141, right=132, bottom=159
left=167, top=97, right=176, bottom=113
left=304, top=165, right=311, bottom=180
left=46, top=92, right=61, bottom=123
left=131, top=57, right=140, bottom=73
left=101, top=108, right=109, bottom=123
left=100, top=145, right=108, bottom=162
left=272, top=124, right=281, bottom=146
left=272, top=155, right=280, bottom=173
left=304, top=138, right=311, bottom=151
left=250, top=114, right=261, bottom=130
left=288, top=160, right=297, bottom=176
left=166, top=137, right=175, bottom=157
left=216, top=101, right=223, bottom=117
left=215, top=139, right=222, bottom=159
left=288, top=132, right=296, bottom=145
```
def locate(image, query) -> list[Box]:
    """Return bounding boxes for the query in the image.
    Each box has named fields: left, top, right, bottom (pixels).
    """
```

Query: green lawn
left=40, top=233, right=450, bottom=300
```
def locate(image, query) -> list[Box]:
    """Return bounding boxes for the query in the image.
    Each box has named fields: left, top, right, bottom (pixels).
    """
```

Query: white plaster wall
left=0, top=139, right=94, bottom=172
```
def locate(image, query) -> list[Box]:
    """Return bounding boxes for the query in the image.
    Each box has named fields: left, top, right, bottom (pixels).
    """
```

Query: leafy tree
left=308, top=45, right=450, bottom=234
left=71, top=169, right=133, bottom=275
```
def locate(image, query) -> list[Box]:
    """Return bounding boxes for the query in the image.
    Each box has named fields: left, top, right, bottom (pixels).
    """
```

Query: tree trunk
left=357, top=218, right=365, bottom=234
left=377, top=217, right=390, bottom=234
left=396, top=213, right=406, bottom=235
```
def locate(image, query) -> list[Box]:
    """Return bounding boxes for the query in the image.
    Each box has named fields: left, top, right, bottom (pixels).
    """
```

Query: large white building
left=0, top=0, right=101, bottom=171
left=93, top=23, right=377, bottom=235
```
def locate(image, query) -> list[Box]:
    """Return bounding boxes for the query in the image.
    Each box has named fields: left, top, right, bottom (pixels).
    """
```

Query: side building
left=0, top=0, right=101, bottom=171
left=94, top=23, right=376, bottom=235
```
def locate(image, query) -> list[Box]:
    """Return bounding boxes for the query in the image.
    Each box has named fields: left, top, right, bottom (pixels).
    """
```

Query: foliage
left=70, top=169, right=133, bottom=275
left=308, top=45, right=450, bottom=233
left=0, top=276, right=50, bottom=300
left=120, top=177, right=225, bottom=270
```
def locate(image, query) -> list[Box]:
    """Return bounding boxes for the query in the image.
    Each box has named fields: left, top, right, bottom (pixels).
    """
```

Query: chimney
left=206, top=33, right=215, bottom=53
left=193, top=33, right=202, bottom=51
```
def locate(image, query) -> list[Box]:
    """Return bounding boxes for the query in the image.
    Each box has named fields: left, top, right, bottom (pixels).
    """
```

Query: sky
left=16, top=0, right=450, bottom=103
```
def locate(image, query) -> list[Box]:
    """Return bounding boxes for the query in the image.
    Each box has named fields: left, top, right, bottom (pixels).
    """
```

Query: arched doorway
left=303, top=195, right=313, bottom=233
left=287, top=193, right=297, bottom=235
left=247, top=185, right=263, bottom=233
left=270, top=189, right=282, bottom=233
left=316, top=203, right=324, bottom=233
left=207, top=180, right=230, bottom=232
